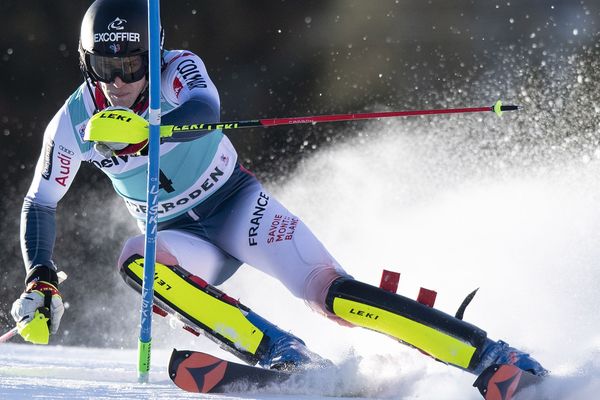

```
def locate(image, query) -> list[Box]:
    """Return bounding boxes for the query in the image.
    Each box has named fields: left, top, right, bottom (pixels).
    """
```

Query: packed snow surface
left=3, top=106, right=600, bottom=399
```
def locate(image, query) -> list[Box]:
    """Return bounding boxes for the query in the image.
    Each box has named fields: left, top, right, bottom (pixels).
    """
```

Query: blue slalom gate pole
left=138, top=0, right=161, bottom=383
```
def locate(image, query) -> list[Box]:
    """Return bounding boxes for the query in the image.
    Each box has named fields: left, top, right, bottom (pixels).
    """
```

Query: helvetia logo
left=108, top=17, right=127, bottom=31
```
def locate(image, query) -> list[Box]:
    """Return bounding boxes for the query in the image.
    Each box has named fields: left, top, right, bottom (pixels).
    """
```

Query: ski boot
left=474, top=339, right=548, bottom=376
left=248, top=310, right=331, bottom=371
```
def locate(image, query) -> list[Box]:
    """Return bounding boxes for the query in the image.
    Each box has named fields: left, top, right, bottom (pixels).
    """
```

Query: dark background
left=1, top=1, right=599, bottom=347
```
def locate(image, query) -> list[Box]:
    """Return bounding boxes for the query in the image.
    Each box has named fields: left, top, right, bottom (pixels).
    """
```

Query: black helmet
left=79, top=0, right=163, bottom=84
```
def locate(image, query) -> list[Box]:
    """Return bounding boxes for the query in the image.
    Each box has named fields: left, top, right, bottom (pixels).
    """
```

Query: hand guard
left=11, top=267, right=65, bottom=344
left=85, top=106, right=150, bottom=157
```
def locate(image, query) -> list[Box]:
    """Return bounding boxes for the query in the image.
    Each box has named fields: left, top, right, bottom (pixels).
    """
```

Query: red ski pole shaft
left=161, top=101, right=518, bottom=137
left=0, top=327, right=18, bottom=344
left=261, top=105, right=505, bottom=126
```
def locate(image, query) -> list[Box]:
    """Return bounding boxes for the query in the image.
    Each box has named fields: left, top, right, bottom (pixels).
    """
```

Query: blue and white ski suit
left=21, top=50, right=348, bottom=317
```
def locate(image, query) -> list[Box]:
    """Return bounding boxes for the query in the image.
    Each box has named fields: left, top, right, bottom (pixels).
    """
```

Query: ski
left=170, top=349, right=545, bottom=398
left=473, top=364, right=544, bottom=400
left=168, top=349, right=291, bottom=393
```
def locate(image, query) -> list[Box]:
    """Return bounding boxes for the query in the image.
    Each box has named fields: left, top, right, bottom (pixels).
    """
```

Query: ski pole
left=0, top=327, right=18, bottom=343
left=85, top=100, right=518, bottom=146
left=159, top=100, right=518, bottom=137
left=137, top=0, right=162, bottom=384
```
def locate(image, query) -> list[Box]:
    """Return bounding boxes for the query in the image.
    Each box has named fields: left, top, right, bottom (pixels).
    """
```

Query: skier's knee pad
left=302, top=266, right=355, bottom=326
left=325, top=278, right=487, bottom=371
left=117, top=233, right=241, bottom=285
left=119, top=254, right=270, bottom=365
left=117, top=234, right=179, bottom=271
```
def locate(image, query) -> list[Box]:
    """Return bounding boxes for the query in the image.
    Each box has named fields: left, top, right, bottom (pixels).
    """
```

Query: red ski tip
left=169, top=350, right=228, bottom=393
left=484, top=365, right=523, bottom=400
left=474, top=364, right=543, bottom=400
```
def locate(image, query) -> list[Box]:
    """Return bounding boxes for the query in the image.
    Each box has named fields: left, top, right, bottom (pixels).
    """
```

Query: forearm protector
left=162, top=99, right=220, bottom=142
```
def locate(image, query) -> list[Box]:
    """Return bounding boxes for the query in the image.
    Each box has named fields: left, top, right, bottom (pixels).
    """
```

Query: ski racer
left=12, top=0, right=547, bottom=380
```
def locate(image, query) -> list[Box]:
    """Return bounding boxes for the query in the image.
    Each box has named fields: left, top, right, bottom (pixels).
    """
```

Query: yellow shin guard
left=121, top=255, right=269, bottom=364
left=325, top=278, right=487, bottom=371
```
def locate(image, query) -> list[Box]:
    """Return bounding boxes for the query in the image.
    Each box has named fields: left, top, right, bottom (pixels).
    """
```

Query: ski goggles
left=84, top=53, right=148, bottom=84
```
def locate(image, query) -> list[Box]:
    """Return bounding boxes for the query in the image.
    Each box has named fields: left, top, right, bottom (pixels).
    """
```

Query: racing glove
left=11, top=265, right=65, bottom=344
left=94, top=140, right=148, bottom=158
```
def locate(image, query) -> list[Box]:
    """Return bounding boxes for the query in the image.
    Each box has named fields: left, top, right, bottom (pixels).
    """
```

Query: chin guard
left=326, top=278, right=488, bottom=371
